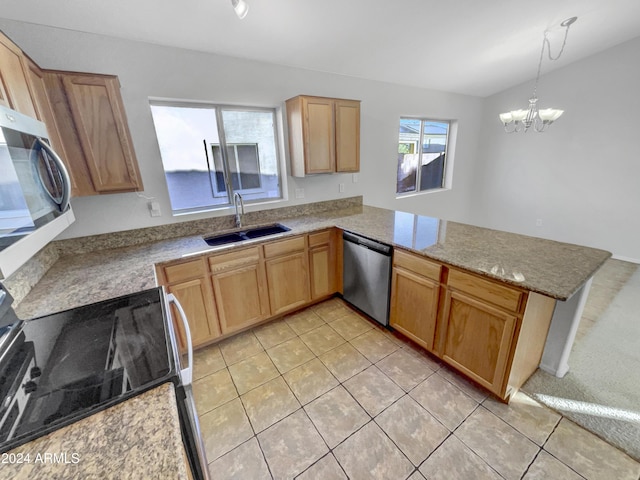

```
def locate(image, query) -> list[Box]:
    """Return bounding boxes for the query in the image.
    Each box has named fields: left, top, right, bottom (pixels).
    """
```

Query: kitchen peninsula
left=5, top=199, right=610, bottom=476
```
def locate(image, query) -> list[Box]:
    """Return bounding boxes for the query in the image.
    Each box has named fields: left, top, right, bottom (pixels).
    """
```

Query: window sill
left=395, top=187, right=450, bottom=200
left=171, top=197, right=285, bottom=217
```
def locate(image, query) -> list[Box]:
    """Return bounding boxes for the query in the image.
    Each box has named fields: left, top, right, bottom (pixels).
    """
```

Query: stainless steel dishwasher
left=342, top=231, right=393, bottom=326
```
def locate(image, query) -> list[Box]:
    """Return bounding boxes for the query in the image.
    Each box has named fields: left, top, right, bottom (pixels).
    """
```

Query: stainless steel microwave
left=0, top=105, right=75, bottom=279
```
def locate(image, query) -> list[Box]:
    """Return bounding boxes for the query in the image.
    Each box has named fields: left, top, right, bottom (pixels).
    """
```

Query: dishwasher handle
left=343, top=231, right=392, bottom=256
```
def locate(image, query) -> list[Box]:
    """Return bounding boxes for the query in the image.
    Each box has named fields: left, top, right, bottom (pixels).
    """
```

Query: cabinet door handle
left=167, top=293, right=193, bottom=386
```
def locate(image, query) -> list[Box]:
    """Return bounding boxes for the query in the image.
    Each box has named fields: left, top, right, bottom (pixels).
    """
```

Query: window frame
left=210, top=143, right=263, bottom=197
left=395, top=117, right=452, bottom=197
left=149, top=99, right=284, bottom=215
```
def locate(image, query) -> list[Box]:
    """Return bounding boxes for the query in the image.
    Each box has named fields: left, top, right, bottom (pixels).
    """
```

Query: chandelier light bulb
left=231, top=0, right=249, bottom=19
left=538, top=109, right=564, bottom=122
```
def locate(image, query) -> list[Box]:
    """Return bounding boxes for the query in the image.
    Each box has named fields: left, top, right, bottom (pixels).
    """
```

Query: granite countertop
left=3, top=383, right=189, bottom=480
left=6, top=203, right=611, bottom=476
left=15, top=204, right=611, bottom=319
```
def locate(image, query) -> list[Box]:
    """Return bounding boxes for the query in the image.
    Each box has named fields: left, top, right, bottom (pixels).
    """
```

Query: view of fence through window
left=396, top=118, right=449, bottom=195
left=150, top=103, right=281, bottom=213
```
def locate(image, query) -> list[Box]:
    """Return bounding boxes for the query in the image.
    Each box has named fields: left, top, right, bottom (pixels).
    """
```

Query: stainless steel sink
left=203, top=223, right=291, bottom=247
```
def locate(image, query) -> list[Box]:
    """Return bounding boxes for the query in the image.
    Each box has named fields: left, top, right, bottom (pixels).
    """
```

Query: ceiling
left=1, top=0, right=639, bottom=97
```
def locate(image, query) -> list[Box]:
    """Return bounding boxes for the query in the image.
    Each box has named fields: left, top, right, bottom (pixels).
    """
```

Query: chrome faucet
left=234, top=192, right=245, bottom=228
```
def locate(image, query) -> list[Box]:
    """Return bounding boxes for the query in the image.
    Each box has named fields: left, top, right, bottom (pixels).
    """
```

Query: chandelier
left=499, top=17, right=577, bottom=133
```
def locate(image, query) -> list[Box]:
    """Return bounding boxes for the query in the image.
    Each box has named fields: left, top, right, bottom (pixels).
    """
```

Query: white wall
left=475, top=36, right=640, bottom=262
left=0, top=19, right=484, bottom=239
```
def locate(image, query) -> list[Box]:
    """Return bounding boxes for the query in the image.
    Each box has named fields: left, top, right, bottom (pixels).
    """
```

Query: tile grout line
left=538, top=418, right=590, bottom=480
left=443, top=403, right=509, bottom=480
left=519, top=448, right=543, bottom=480
left=200, top=298, right=639, bottom=479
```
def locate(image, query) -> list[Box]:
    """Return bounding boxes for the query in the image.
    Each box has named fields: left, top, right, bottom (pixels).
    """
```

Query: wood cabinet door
left=302, top=96, right=335, bottom=173
left=61, top=73, right=142, bottom=193
left=211, top=264, right=270, bottom=335
left=389, top=267, right=439, bottom=351
left=334, top=99, right=360, bottom=172
left=167, top=278, right=220, bottom=350
left=440, top=290, right=517, bottom=394
left=0, top=33, right=38, bottom=118
left=265, top=252, right=311, bottom=316
left=25, top=60, right=80, bottom=194
left=309, top=244, right=334, bottom=300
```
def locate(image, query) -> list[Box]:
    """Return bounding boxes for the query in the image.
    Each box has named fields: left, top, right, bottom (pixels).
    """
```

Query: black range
left=0, top=286, right=179, bottom=451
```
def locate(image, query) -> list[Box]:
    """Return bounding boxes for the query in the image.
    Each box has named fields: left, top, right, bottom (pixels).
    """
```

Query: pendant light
left=499, top=17, right=577, bottom=133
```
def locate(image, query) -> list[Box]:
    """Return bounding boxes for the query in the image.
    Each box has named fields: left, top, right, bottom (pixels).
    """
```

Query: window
left=396, top=118, right=450, bottom=195
left=150, top=102, right=282, bottom=214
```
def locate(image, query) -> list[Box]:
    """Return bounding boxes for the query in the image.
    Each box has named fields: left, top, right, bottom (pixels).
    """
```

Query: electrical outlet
left=536, top=219, right=543, bottom=227
left=149, top=201, right=161, bottom=217
left=295, top=188, right=305, bottom=199
left=339, top=183, right=345, bottom=193
left=352, top=173, right=359, bottom=183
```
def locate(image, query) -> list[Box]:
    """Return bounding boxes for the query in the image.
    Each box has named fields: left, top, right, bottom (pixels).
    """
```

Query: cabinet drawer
left=263, top=236, right=305, bottom=258
left=308, top=229, right=332, bottom=247
left=393, top=249, right=441, bottom=281
left=447, top=269, right=523, bottom=312
left=163, top=259, right=205, bottom=284
left=208, top=246, right=260, bottom=274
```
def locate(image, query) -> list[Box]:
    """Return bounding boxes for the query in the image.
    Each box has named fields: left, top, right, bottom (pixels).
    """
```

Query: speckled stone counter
left=3, top=383, right=189, bottom=480
left=5, top=203, right=612, bottom=475
left=333, top=208, right=611, bottom=299
left=15, top=205, right=610, bottom=319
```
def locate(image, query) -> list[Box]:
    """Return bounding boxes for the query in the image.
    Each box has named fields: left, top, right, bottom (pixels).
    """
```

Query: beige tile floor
left=192, top=297, right=640, bottom=480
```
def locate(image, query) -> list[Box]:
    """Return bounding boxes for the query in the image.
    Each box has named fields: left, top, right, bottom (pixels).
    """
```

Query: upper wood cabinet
left=25, top=58, right=80, bottom=193
left=44, top=70, right=143, bottom=196
left=0, top=29, right=143, bottom=197
left=285, top=95, right=360, bottom=176
left=334, top=100, right=360, bottom=172
left=0, top=31, right=38, bottom=118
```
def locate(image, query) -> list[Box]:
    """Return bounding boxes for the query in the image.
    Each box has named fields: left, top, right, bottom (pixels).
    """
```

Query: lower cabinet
left=390, top=266, right=440, bottom=351
left=209, top=246, right=270, bottom=335
left=308, top=229, right=336, bottom=300
left=389, top=248, right=554, bottom=401
left=439, top=290, right=518, bottom=393
left=389, top=249, right=442, bottom=351
left=156, top=229, right=339, bottom=348
left=157, top=258, right=221, bottom=350
left=264, top=236, right=311, bottom=315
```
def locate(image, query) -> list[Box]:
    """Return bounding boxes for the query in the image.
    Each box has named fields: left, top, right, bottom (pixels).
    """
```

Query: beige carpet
left=523, top=260, right=640, bottom=461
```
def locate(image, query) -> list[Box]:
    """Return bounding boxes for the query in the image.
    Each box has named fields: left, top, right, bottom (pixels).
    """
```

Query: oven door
left=165, top=293, right=210, bottom=480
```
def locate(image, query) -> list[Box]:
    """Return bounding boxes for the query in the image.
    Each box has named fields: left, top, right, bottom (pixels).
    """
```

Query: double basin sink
left=203, top=223, right=291, bottom=247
